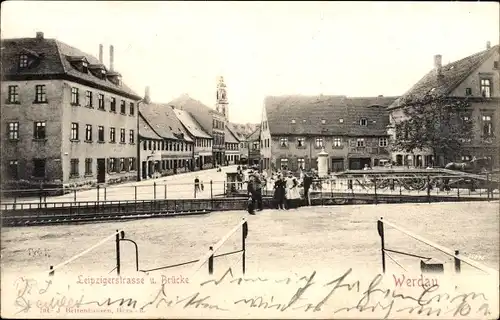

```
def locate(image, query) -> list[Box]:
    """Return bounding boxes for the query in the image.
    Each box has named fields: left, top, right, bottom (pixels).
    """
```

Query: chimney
left=144, top=86, right=151, bottom=104
left=36, top=32, right=44, bottom=39
left=434, top=54, right=442, bottom=76
left=109, top=45, right=114, bottom=71
left=99, top=44, right=103, bottom=64
left=486, top=41, right=491, bottom=50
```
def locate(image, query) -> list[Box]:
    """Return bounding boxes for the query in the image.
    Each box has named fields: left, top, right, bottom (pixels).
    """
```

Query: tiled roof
left=265, top=95, right=397, bottom=136
left=247, top=125, right=261, bottom=141
left=168, top=94, right=223, bottom=134
left=1, top=36, right=141, bottom=100
left=139, top=115, right=163, bottom=140
left=139, top=102, right=193, bottom=142
left=389, top=45, right=499, bottom=110
left=228, top=122, right=259, bottom=140
left=224, top=126, right=240, bottom=143
left=172, top=108, right=212, bottom=139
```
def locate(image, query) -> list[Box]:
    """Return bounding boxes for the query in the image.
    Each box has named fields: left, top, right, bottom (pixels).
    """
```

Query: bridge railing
left=48, top=229, right=124, bottom=277
left=377, top=217, right=499, bottom=276
left=48, top=219, right=249, bottom=278
left=132, top=218, right=249, bottom=276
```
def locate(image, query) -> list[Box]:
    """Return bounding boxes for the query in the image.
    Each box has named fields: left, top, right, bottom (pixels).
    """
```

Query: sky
left=1, top=1, right=498, bottom=124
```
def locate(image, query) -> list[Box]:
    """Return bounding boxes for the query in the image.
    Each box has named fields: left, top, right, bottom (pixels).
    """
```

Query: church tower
left=216, top=76, right=228, bottom=119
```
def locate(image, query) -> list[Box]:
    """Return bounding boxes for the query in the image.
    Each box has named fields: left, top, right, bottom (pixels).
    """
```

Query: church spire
left=216, top=76, right=228, bottom=119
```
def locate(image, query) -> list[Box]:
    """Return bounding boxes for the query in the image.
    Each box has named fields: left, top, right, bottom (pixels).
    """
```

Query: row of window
left=6, top=84, right=47, bottom=103
left=464, top=78, right=493, bottom=98
left=5, top=120, right=136, bottom=144
left=213, top=119, right=225, bottom=130
left=70, top=123, right=134, bottom=144
left=225, top=143, right=238, bottom=151
left=277, top=137, right=389, bottom=148
left=289, top=118, right=347, bottom=125
left=69, top=157, right=137, bottom=177
left=6, top=85, right=135, bottom=116
left=142, top=139, right=193, bottom=152
left=149, top=159, right=192, bottom=171
left=70, top=87, right=135, bottom=115
left=213, top=133, right=225, bottom=146
left=195, top=138, right=213, bottom=148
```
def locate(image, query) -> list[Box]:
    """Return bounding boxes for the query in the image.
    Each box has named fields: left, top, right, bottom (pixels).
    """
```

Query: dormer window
left=359, top=118, right=367, bottom=126
left=82, top=61, right=88, bottom=73
left=19, top=54, right=28, bottom=68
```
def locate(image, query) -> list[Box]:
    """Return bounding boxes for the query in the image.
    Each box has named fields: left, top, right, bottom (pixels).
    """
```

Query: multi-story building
left=247, top=125, right=261, bottom=167
left=169, top=94, right=226, bottom=166
left=224, top=126, right=241, bottom=165
left=227, top=122, right=259, bottom=164
left=173, top=107, right=213, bottom=170
left=1, top=32, right=142, bottom=189
left=388, top=41, right=499, bottom=168
left=260, top=95, right=397, bottom=172
left=138, top=87, right=194, bottom=180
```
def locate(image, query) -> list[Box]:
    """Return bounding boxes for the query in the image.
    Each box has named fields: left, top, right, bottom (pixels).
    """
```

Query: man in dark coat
left=247, top=176, right=257, bottom=215
left=303, top=172, right=313, bottom=206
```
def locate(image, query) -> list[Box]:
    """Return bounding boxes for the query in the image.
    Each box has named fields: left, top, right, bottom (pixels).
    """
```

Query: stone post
left=317, top=148, right=329, bottom=178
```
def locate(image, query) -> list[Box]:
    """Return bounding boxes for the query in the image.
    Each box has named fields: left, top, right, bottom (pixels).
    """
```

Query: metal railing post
left=377, top=218, right=386, bottom=273
left=427, top=175, right=431, bottom=203
left=374, top=178, right=378, bottom=205
left=49, top=265, right=54, bottom=277
left=97, top=185, right=100, bottom=202
left=457, top=184, right=460, bottom=199
left=116, top=229, right=121, bottom=276
left=135, top=186, right=137, bottom=201
left=104, top=187, right=107, bottom=201
left=164, top=184, right=167, bottom=199
left=154, top=182, right=157, bottom=200
left=486, top=173, right=490, bottom=201
left=73, top=189, right=77, bottom=202
left=194, top=183, right=197, bottom=199
left=454, top=250, right=461, bottom=273
left=208, top=246, right=214, bottom=275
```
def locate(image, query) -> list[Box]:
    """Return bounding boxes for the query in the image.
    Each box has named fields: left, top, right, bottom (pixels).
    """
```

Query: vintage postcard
left=1, top=1, right=499, bottom=319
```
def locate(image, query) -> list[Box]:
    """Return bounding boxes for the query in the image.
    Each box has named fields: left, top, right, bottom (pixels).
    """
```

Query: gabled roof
left=247, top=125, right=261, bottom=141
left=1, top=35, right=140, bottom=100
left=139, top=115, right=163, bottom=140
left=168, top=94, right=224, bottom=133
left=265, top=95, right=396, bottom=136
left=389, top=44, right=499, bottom=110
left=224, top=126, right=240, bottom=143
left=228, top=122, right=259, bottom=140
left=172, top=108, right=212, bottom=139
left=139, top=102, right=193, bottom=142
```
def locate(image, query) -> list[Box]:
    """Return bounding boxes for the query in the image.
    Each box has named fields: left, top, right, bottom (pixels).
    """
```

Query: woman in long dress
left=285, top=172, right=300, bottom=209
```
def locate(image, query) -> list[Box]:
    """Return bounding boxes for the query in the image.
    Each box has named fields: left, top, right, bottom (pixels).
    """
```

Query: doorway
left=349, top=158, right=371, bottom=170
left=331, top=158, right=344, bottom=172
left=142, top=161, right=147, bottom=179
left=97, top=158, right=106, bottom=183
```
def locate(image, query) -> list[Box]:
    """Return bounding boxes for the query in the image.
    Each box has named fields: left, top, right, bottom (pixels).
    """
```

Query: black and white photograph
left=1, top=1, right=499, bottom=318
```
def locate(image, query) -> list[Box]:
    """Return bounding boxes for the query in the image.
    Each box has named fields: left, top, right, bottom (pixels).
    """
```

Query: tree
left=391, top=93, right=474, bottom=164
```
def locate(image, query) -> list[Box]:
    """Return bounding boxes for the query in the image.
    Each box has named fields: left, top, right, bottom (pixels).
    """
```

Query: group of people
left=242, top=165, right=317, bottom=214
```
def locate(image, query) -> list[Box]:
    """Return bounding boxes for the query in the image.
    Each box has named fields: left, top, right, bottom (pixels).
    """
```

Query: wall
left=60, top=80, right=138, bottom=186
left=269, top=135, right=390, bottom=171
left=1, top=80, right=65, bottom=185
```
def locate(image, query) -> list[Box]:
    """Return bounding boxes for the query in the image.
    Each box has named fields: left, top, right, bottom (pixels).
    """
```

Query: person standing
left=247, top=175, right=257, bottom=215
left=285, top=172, right=300, bottom=209
left=194, top=176, right=200, bottom=194
left=303, top=172, right=313, bottom=206
left=254, top=173, right=264, bottom=211
left=273, top=174, right=286, bottom=210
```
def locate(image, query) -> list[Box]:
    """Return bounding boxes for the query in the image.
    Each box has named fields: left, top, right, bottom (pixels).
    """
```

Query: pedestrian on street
left=303, top=172, right=313, bottom=206
left=247, top=175, right=257, bottom=215
left=273, top=174, right=286, bottom=210
left=285, top=171, right=300, bottom=209
left=194, top=176, right=200, bottom=193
